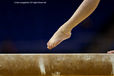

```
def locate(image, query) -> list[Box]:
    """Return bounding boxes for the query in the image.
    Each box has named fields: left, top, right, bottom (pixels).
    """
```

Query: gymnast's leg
left=47, top=0, right=100, bottom=49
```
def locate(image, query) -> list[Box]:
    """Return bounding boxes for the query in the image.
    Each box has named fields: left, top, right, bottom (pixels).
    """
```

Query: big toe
left=47, top=42, right=51, bottom=49
left=47, top=41, right=54, bottom=50
left=47, top=40, right=60, bottom=50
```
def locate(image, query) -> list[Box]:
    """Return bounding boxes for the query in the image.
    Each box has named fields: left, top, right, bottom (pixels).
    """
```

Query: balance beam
left=0, top=54, right=114, bottom=75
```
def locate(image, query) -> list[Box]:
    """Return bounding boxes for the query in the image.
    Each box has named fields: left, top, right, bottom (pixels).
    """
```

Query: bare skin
left=107, top=50, right=114, bottom=54
left=47, top=0, right=100, bottom=49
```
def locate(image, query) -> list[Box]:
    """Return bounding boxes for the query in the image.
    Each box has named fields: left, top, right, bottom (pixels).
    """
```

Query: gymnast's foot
left=47, top=27, right=71, bottom=49
left=107, top=50, right=114, bottom=54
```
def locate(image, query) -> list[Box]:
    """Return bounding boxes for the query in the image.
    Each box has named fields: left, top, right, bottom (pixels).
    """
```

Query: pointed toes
left=47, top=41, right=54, bottom=50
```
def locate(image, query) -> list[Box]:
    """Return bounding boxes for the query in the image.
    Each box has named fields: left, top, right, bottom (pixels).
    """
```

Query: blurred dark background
left=0, top=0, right=114, bottom=53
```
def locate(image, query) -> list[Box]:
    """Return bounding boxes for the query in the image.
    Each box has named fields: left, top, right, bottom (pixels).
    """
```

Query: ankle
left=59, top=26, right=71, bottom=34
